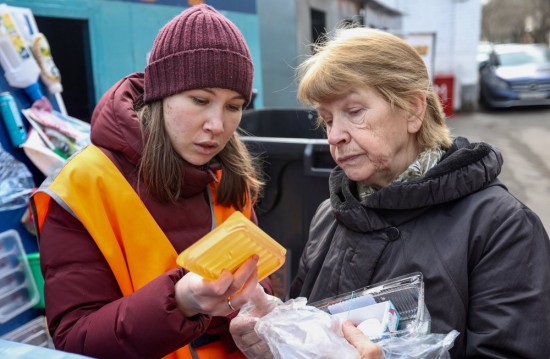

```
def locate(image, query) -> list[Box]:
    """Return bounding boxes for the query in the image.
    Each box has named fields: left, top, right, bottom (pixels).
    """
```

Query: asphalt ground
left=447, top=106, right=550, bottom=231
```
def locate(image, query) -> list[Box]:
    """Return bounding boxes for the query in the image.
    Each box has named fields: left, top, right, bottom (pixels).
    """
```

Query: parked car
left=479, top=43, right=550, bottom=108
left=477, top=41, right=493, bottom=70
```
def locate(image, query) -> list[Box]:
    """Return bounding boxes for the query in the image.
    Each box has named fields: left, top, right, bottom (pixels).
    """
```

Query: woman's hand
left=342, top=320, right=384, bottom=359
left=174, top=255, right=259, bottom=317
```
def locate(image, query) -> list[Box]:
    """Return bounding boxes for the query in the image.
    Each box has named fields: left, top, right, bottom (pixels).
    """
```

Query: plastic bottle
left=31, top=32, right=63, bottom=95
left=8, top=5, right=65, bottom=114
left=0, top=91, right=27, bottom=147
left=0, top=4, right=45, bottom=103
left=8, top=6, right=63, bottom=96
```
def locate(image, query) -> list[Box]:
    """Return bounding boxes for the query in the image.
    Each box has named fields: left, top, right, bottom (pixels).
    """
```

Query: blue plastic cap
left=24, top=82, right=45, bottom=102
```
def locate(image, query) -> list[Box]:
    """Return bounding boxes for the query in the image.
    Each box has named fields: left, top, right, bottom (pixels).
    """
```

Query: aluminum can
left=0, top=91, right=27, bottom=147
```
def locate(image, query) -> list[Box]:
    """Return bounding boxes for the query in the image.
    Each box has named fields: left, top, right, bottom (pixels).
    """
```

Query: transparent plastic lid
left=176, top=211, right=286, bottom=281
left=310, top=272, right=429, bottom=339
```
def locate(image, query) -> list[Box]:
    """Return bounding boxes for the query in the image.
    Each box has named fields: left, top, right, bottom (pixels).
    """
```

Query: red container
left=434, top=73, right=455, bottom=117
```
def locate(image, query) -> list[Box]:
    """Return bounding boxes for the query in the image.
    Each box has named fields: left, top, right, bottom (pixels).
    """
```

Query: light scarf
left=357, top=147, right=446, bottom=201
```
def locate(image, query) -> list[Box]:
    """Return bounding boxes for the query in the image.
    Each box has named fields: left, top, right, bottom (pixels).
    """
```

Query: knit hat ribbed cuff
left=144, top=48, right=253, bottom=105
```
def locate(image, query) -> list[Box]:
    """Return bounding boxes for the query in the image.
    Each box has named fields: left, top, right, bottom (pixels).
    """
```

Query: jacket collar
left=329, top=137, right=503, bottom=231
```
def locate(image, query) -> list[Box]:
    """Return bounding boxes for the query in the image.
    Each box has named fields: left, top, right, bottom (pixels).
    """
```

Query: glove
left=230, top=284, right=282, bottom=358
left=175, top=255, right=259, bottom=317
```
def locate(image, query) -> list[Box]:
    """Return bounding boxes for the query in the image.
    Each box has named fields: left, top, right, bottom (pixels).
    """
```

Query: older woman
left=288, top=27, right=550, bottom=358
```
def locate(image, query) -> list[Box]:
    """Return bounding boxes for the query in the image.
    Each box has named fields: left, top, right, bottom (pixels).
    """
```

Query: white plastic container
left=5, top=5, right=38, bottom=45
left=8, top=5, right=63, bottom=96
left=0, top=4, right=43, bottom=102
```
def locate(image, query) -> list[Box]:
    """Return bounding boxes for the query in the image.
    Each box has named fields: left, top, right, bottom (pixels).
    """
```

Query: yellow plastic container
left=176, top=211, right=286, bottom=281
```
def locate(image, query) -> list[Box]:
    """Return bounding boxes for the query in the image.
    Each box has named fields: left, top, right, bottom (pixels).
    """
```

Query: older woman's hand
left=342, top=320, right=384, bottom=359
left=174, top=255, right=259, bottom=317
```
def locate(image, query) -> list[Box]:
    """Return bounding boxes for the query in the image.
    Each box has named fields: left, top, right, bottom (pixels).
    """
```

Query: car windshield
left=497, top=46, right=550, bottom=67
left=477, top=43, right=493, bottom=63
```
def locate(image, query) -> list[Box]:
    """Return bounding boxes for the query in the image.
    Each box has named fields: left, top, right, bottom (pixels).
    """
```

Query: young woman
left=31, top=5, right=269, bottom=358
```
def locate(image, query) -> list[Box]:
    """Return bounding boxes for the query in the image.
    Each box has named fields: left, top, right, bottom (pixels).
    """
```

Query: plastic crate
left=0, top=315, right=52, bottom=348
left=0, top=229, right=39, bottom=324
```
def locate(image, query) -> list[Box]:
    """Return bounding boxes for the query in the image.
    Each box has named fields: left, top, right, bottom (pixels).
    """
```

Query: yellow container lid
left=176, top=211, right=286, bottom=281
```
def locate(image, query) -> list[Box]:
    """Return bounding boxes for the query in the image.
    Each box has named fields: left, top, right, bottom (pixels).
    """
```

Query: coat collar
left=329, top=137, right=503, bottom=231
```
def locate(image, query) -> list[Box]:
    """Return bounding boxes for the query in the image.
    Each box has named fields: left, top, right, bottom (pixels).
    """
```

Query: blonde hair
left=297, top=27, right=452, bottom=150
left=136, top=100, right=263, bottom=210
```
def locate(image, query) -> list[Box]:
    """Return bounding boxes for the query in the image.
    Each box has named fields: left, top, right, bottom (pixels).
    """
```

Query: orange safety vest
left=32, top=144, right=249, bottom=359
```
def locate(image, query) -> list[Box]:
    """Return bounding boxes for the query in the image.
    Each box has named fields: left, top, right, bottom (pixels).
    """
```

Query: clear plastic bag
left=0, top=145, right=34, bottom=211
left=248, top=272, right=459, bottom=359
left=253, top=296, right=459, bottom=359
left=255, top=297, right=360, bottom=359
left=230, top=285, right=284, bottom=358
left=379, top=330, right=460, bottom=359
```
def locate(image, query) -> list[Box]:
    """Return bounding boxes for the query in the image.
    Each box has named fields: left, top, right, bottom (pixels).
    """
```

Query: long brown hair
left=135, top=100, right=263, bottom=211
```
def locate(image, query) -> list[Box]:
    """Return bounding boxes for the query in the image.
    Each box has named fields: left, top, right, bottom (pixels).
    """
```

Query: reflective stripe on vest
left=32, top=144, right=249, bottom=359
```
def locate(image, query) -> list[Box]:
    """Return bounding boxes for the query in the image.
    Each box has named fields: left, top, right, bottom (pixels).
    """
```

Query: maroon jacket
left=39, top=73, right=271, bottom=358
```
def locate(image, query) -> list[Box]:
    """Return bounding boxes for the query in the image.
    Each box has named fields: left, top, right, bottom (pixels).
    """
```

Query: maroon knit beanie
left=143, top=4, right=253, bottom=105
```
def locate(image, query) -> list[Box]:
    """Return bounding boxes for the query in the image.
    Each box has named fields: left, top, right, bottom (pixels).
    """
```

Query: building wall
left=3, top=0, right=263, bottom=107
left=258, top=0, right=359, bottom=108
left=258, top=0, right=482, bottom=112
left=362, top=4, right=401, bottom=30
left=257, top=0, right=300, bottom=108
left=378, top=0, right=482, bottom=112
